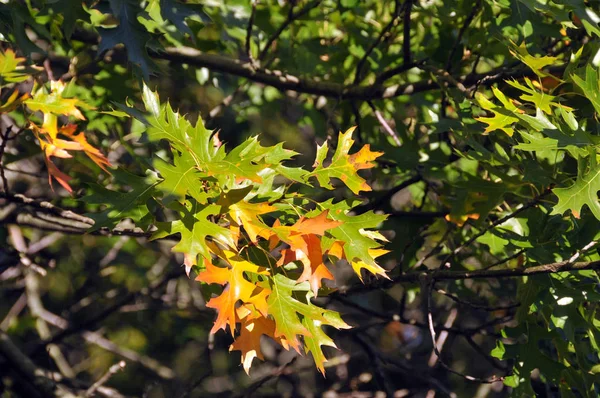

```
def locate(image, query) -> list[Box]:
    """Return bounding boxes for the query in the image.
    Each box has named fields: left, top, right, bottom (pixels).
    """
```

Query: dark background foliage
left=2, top=0, right=600, bottom=397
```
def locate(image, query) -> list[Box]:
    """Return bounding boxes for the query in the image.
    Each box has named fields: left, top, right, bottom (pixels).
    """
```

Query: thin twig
left=85, top=361, right=126, bottom=397
left=368, top=100, right=402, bottom=146
left=449, top=188, right=553, bottom=259
left=353, top=174, right=422, bottom=215
left=435, top=288, right=520, bottom=312
left=425, top=281, right=504, bottom=383
left=0, top=330, right=66, bottom=396
left=413, top=224, right=454, bottom=269
left=463, top=334, right=509, bottom=372
left=354, top=0, right=402, bottom=84
left=258, top=0, right=322, bottom=62
left=444, top=0, right=481, bottom=72
left=0, top=293, right=27, bottom=331
left=0, top=127, right=12, bottom=193
left=241, top=357, right=297, bottom=398
left=31, top=269, right=181, bottom=357
left=568, top=240, right=598, bottom=264
left=353, top=334, right=394, bottom=396
left=427, top=308, right=458, bottom=367
left=38, top=309, right=176, bottom=380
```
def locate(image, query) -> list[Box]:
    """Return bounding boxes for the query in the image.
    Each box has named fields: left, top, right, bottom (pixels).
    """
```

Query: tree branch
left=344, top=259, right=600, bottom=294
left=152, top=46, right=562, bottom=100
left=0, top=330, right=68, bottom=397
left=353, top=0, right=402, bottom=85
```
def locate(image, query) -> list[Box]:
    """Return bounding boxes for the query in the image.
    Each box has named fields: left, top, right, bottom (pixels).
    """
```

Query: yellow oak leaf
left=229, top=201, right=276, bottom=243
left=349, top=248, right=390, bottom=282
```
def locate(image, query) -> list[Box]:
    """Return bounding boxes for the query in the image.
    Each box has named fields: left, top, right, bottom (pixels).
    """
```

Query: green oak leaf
left=84, top=169, right=160, bottom=231
left=475, top=89, right=519, bottom=136
left=309, top=127, right=382, bottom=194
left=97, top=0, right=159, bottom=79
left=572, top=65, right=600, bottom=115
left=0, top=49, right=29, bottom=83
left=151, top=203, right=235, bottom=267
left=302, top=310, right=350, bottom=374
left=509, top=41, right=559, bottom=78
left=158, top=0, right=197, bottom=36
left=45, top=0, right=89, bottom=39
left=476, top=230, right=510, bottom=256
left=516, top=130, right=597, bottom=159
left=315, top=199, right=387, bottom=267
left=142, top=84, right=304, bottom=192
left=154, top=151, right=212, bottom=204
left=267, top=274, right=349, bottom=356
left=505, top=77, right=557, bottom=114
left=552, top=156, right=600, bottom=220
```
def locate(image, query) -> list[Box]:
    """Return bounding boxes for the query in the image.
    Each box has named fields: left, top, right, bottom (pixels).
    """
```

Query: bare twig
left=427, top=308, right=457, bottom=367
left=85, top=361, right=126, bottom=397
left=424, top=281, right=503, bottom=383
left=463, top=334, right=508, bottom=372
left=31, top=269, right=181, bottom=359
left=368, top=100, right=402, bottom=146
left=240, top=357, right=297, bottom=398
left=568, top=240, right=598, bottom=264
left=435, top=288, right=520, bottom=312
left=38, top=309, right=176, bottom=380
left=0, top=127, right=13, bottom=193
left=353, top=174, right=422, bottom=215
left=152, top=46, right=565, bottom=100
left=413, top=224, right=454, bottom=269
left=0, top=330, right=68, bottom=396
left=0, top=293, right=27, bottom=331
left=353, top=334, right=394, bottom=396
left=481, top=249, right=526, bottom=271
left=448, top=188, right=553, bottom=260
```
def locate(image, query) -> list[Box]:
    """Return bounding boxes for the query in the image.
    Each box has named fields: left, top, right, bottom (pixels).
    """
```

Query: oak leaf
left=229, top=311, right=279, bottom=374
left=266, top=274, right=350, bottom=353
left=310, top=127, right=383, bottom=194
left=196, top=251, right=269, bottom=335
left=152, top=204, right=236, bottom=274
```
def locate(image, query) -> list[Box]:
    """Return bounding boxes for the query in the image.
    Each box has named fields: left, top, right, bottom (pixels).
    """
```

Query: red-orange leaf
left=196, top=252, right=269, bottom=335
left=230, top=313, right=278, bottom=374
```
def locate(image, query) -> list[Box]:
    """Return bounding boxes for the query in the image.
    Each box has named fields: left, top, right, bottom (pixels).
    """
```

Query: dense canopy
left=2, top=1, right=600, bottom=397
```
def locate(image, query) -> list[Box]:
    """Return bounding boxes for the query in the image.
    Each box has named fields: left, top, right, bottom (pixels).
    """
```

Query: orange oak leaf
left=327, top=240, right=344, bottom=259
left=297, top=234, right=335, bottom=294
left=229, top=313, right=279, bottom=374
left=196, top=252, right=269, bottom=335
left=292, top=210, right=343, bottom=237
left=32, top=124, right=112, bottom=192
left=311, top=127, right=383, bottom=194
left=259, top=211, right=342, bottom=254
left=26, top=81, right=110, bottom=192
left=278, top=235, right=335, bottom=295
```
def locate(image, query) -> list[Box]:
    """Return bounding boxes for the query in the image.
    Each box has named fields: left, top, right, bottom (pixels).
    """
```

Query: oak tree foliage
left=2, top=0, right=600, bottom=397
